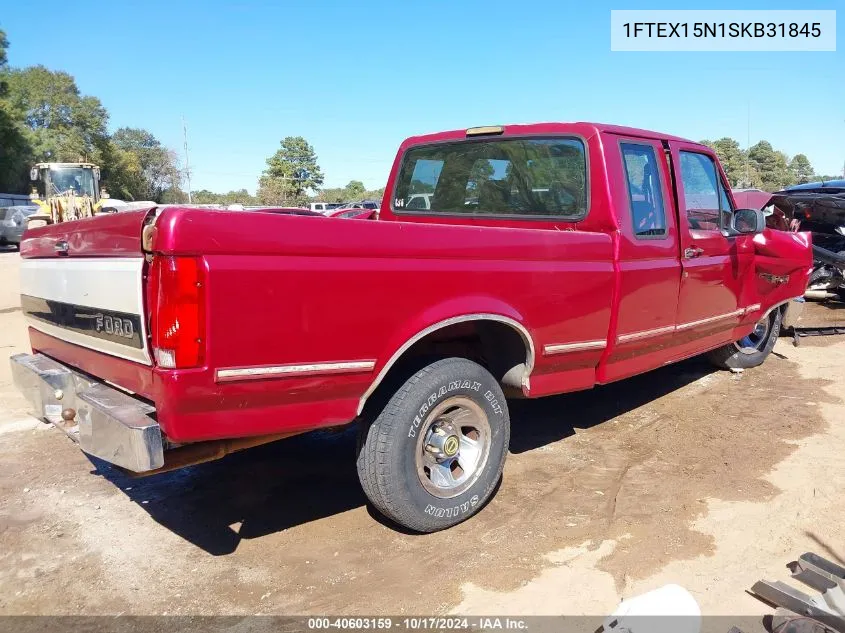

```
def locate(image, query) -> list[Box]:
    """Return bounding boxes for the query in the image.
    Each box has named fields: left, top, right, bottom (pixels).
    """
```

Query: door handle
left=684, top=246, right=704, bottom=259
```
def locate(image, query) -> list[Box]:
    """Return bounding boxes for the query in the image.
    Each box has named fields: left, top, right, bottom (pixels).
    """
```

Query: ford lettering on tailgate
left=21, top=295, right=144, bottom=350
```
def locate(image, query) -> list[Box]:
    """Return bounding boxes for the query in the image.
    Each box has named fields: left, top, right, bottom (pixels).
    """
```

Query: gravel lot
left=1, top=249, right=843, bottom=617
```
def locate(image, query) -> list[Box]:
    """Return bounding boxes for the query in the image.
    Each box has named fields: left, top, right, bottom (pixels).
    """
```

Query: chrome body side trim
left=617, top=304, right=770, bottom=343
left=356, top=302, right=782, bottom=413
left=356, top=314, right=535, bottom=415
left=617, top=325, right=675, bottom=344
left=216, top=360, right=376, bottom=383
left=543, top=340, right=607, bottom=355
left=674, top=309, right=745, bottom=331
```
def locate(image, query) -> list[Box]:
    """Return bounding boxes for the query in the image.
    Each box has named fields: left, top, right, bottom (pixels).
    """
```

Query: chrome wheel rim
left=735, top=314, right=772, bottom=354
left=415, top=396, right=491, bottom=499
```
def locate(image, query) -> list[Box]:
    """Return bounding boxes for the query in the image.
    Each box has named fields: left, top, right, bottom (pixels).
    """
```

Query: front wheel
left=707, top=308, right=782, bottom=370
left=356, top=357, right=510, bottom=532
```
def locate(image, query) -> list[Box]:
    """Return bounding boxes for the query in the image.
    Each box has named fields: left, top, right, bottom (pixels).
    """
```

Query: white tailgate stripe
left=20, top=257, right=151, bottom=365
left=20, top=258, right=145, bottom=312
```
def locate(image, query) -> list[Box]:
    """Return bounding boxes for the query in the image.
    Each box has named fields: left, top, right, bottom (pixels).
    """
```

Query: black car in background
left=770, top=179, right=845, bottom=299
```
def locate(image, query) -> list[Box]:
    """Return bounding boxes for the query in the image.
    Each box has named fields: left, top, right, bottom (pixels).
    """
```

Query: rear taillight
left=148, top=256, right=206, bottom=369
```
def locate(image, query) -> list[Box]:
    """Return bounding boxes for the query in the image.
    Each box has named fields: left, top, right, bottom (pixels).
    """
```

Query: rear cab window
left=393, top=137, right=588, bottom=220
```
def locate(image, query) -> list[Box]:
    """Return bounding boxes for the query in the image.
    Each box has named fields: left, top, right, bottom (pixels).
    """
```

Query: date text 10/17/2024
left=307, top=617, right=529, bottom=630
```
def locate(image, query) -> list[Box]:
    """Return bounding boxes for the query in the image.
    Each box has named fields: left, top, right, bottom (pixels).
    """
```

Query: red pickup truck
left=11, top=122, right=812, bottom=532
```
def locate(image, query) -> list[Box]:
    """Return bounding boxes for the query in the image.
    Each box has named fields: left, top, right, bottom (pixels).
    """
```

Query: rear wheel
left=356, top=357, right=509, bottom=532
left=707, top=308, right=782, bottom=370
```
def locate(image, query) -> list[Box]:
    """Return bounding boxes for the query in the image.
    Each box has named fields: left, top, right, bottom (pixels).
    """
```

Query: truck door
left=667, top=141, right=754, bottom=350
left=598, top=137, right=682, bottom=383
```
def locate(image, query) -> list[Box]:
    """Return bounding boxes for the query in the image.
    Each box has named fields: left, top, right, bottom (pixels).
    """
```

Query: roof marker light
left=466, top=125, right=505, bottom=137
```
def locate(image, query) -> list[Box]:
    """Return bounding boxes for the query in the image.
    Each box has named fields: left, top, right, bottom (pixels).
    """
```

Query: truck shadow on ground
left=94, top=356, right=716, bottom=555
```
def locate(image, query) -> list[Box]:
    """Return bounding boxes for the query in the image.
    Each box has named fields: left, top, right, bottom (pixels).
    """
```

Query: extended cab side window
left=620, top=143, right=667, bottom=238
left=393, top=137, right=588, bottom=220
left=679, top=152, right=733, bottom=231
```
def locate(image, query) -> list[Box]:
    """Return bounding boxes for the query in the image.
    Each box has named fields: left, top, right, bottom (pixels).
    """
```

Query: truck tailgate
left=19, top=209, right=153, bottom=365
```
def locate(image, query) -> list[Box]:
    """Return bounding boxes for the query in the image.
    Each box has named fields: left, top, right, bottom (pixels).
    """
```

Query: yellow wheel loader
left=27, top=163, right=156, bottom=228
left=26, top=162, right=106, bottom=227
left=26, top=162, right=159, bottom=228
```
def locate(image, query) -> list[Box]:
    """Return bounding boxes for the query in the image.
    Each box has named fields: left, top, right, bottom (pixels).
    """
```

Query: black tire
left=707, top=308, right=782, bottom=370
left=356, top=357, right=509, bottom=532
left=355, top=417, right=379, bottom=507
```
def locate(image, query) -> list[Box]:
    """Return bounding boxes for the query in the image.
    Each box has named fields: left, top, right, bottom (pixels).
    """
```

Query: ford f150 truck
left=10, top=122, right=812, bottom=532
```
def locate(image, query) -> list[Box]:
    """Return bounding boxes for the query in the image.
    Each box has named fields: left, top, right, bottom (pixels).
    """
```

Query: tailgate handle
left=54, top=240, right=69, bottom=255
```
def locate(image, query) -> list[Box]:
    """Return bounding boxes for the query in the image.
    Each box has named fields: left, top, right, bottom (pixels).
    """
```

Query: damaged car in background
left=767, top=179, right=845, bottom=302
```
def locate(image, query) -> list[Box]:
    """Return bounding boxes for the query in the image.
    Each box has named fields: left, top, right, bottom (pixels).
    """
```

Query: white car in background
left=309, top=202, right=345, bottom=213
left=406, top=193, right=432, bottom=210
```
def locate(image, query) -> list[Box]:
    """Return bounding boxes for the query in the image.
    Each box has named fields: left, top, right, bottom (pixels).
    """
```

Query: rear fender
left=357, top=296, right=533, bottom=414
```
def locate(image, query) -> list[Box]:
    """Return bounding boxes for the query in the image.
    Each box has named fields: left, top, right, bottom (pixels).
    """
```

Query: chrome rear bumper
left=10, top=353, right=163, bottom=472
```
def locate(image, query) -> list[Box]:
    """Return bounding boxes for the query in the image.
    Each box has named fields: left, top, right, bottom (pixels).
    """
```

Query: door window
left=717, top=179, right=734, bottom=227
left=620, top=143, right=667, bottom=238
left=679, top=152, right=733, bottom=231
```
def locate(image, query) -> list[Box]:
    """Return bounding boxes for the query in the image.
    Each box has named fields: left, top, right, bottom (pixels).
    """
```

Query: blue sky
left=1, top=0, right=842, bottom=193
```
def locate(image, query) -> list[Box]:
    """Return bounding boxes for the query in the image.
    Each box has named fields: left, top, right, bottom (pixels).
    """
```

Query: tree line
left=700, top=137, right=838, bottom=191
left=0, top=31, right=184, bottom=201
left=192, top=178, right=384, bottom=207
left=3, top=27, right=836, bottom=205
left=0, top=29, right=382, bottom=207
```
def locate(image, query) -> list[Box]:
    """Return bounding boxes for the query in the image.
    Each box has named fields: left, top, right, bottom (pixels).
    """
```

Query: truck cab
left=382, top=123, right=809, bottom=384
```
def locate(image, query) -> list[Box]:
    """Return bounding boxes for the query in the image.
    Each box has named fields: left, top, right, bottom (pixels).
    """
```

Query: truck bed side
left=145, top=209, right=614, bottom=442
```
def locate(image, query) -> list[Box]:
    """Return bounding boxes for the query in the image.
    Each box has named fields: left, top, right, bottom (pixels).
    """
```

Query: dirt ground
left=1, top=248, right=844, bottom=618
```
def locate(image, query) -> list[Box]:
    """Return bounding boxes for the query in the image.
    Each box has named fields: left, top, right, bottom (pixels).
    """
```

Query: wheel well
left=358, top=318, right=532, bottom=419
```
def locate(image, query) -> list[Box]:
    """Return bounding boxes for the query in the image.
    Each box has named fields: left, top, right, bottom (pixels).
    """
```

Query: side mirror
left=728, top=208, right=765, bottom=236
left=30, top=168, right=39, bottom=181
